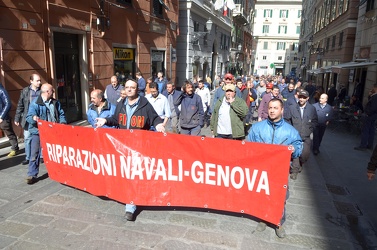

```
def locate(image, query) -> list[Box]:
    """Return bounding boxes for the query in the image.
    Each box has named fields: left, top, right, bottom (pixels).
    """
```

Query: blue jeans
left=28, top=134, right=40, bottom=177
left=125, top=204, right=137, bottom=213
left=180, top=125, right=201, bottom=136
left=280, top=187, right=290, bottom=225
left=24, top=129, right=31, bottom=160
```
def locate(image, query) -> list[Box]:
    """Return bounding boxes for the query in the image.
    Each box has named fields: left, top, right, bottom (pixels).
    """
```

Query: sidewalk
left=0, top=126, right=374, bottom=249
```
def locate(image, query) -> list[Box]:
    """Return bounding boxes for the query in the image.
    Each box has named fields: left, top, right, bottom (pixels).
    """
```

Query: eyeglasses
left=125, top=86, right=137, bottom=90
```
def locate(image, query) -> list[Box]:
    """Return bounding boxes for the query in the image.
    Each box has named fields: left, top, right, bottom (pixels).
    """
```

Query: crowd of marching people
left=2, top=70, right=377, bottom=239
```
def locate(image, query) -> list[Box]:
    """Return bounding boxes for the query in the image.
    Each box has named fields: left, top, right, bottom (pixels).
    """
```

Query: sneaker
left=290, top=173, right=298, bottom=180
left=256, top=222, right=267, bottom=232
left=313, top=149, right=319, bottom=155
left=275, top=226, right=286, bottom=238
left=22, top=159, right=29, bottom=165
left=25, top=176, right=37, bottom=185
left=125, top=212, right=134, bottom=221
left=7, top=150, right=17, bottom=157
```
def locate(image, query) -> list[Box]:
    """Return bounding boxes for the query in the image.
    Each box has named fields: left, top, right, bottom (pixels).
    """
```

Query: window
left=298, top=10, right=302, bottom=18
left=367, top=0, right=375, bottom=12
left=263, top=56, right=267, bottom=60
left=296, top=26, right=300, bottom=34
left=117, top=0, right=131, bottom=4
left=332, top=35, right=336, bottom=48
left=278, top=56, right=283, bottom=60
left=277, top=42, right=286, bottom=50
left=193, top=21, right=199, bottom=45
left=326, top=38, right=330, bottom=51
left=293, top=42, right=299, bottom=50
left=278, top=25, right=287, bottom=34
left=339, top=31, right=344, bottom=47
left=153, top=0, right=163, bottom=17
left=264, top=9, right=273, bottom=18
left=262, top=25, right=270, bottom=33
left=280, top=10, right=289, bottom=18
left=263, top=42, right=268, bottom=49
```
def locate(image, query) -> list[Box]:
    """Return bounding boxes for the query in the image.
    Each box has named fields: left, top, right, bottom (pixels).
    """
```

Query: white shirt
left=145, top=93, right=171, bottom=119
left=195, top=87, right=211, bottom=112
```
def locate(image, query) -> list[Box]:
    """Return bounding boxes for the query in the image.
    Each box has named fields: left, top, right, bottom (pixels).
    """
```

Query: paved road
left=0, top=125, right=376, bottom=249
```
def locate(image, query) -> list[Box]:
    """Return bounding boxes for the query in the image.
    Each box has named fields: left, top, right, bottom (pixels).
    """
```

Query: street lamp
left=191, top=18, right=213, bottom=42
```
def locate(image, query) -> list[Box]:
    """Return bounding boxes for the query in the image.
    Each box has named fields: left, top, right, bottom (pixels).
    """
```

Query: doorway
left=54, top=32, right=82, bottom=123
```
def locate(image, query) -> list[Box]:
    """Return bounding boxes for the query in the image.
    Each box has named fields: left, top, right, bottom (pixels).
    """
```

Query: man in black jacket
left=95, top=79, right=164, bottom=222
left=285, top=89, right=318, bottom=180
left=14, top=74, right=41, bottom=165
left=355, top=84, right=377, bottom=151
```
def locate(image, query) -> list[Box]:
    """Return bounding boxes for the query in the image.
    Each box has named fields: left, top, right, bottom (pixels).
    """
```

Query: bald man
left=25, top=83, right=67, bottom=184
left=104, top=75, right=124, bottom=105
left=312, top=94, right=333, bottom=155
left=87, top=89, right=116, bottom=128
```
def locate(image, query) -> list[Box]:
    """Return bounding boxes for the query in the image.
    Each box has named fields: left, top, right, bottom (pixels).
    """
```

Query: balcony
left=232, top=4, right=248, bottom=25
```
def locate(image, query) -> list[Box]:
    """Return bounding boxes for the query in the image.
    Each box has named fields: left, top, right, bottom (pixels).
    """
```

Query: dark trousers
left=28, top=134, right=41, bottom=177
left=180, top=125, right=201, bottom=136
left=245, top=105, right=256, bottom=124
left=0, top=118, right=19, bottom=151
left=360, top=117, right=376, bottom=148
left=313, top=125, right=327, bottom=150
left=291, top=139, right=311, bottom=173
left=368, top=144, right=377, bottom=172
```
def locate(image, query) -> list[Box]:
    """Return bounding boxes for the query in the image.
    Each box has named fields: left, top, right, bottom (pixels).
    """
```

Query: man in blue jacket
left=0, top=83, right=19, bottom=157
left=174, top=81, right=204, bottom=136
left=247, top=98, right=302, bottom=238
left=87, top=89, right=116, bottom=128
left=26, top=83, right=67, bottom=184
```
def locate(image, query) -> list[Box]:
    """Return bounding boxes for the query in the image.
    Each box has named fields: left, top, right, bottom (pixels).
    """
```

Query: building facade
left=177, top=0, right=232, bottom=86
left=252, top=0, right=302, bottom=77
left=0, top=0, right=178, bottom=137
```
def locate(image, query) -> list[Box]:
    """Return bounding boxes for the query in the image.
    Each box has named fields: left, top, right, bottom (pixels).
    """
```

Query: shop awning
left=307, top=68, right=321, bottom=74
left=332, top=61, right=377, bottom=69
left=321, top=65, right=332, bottom=73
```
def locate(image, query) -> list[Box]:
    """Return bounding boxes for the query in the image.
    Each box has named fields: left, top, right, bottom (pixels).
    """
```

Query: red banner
left=39, top=121, right=291, bottom=225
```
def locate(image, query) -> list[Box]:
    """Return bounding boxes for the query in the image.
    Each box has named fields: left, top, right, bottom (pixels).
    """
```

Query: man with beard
left=285, top=90, right=318, bottom=180
left=174, top=81, right=204, bottom=136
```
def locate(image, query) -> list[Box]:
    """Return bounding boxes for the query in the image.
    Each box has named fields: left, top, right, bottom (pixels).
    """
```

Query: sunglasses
left=225, top=77, right=232, bottom=81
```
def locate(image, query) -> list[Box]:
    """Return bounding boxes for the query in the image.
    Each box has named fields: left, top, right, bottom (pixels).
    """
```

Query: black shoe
left=25, top=176, right=37, bottom=185
left=22, top=160, right=29, bottom=165
left=313, top=150, right=319, bottom=155
left=40, top=158, right=44, bottom=164
left=125, top=212, right=134, bottom=221
left=354, top=146, right=367, bottom=151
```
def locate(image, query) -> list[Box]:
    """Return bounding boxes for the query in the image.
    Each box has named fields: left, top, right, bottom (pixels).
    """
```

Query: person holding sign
left=95, top=79, right=165, bottom=221
left=247, top=98, right=302, bottom=238
left=25, top=83, right=67, bottom=184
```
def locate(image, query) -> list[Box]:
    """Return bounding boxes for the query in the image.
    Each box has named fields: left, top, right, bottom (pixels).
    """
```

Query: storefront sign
left=113, top=48, right=134, bottom=60
left=38, top=121, right=292, bottom=226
